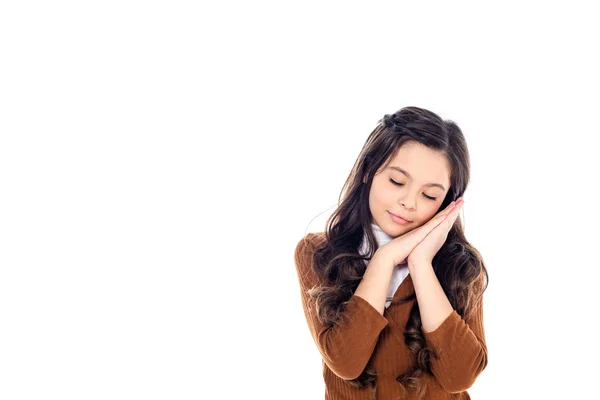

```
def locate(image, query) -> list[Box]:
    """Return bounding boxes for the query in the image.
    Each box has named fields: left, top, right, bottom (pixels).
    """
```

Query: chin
left=381, top=221, right=404, bottom=236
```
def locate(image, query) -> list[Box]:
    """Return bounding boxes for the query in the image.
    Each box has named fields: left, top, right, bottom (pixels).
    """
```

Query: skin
left=362, top=139, right=465, bottom=332
left=368, top=139, right=453, bottom=238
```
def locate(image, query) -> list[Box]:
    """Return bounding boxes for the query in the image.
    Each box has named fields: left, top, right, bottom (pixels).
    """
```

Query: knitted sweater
left=294, top=231, right=488, bottom=399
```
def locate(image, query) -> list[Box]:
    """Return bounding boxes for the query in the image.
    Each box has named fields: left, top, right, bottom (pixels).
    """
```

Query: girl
left=294, top=106, right=489, bottom=399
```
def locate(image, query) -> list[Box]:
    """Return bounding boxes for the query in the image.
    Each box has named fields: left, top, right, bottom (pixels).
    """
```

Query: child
left=294, top=106, right=488, bottom=399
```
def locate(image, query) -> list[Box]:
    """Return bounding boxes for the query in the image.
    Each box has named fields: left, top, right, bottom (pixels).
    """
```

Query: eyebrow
left=388, top=166, right=447, bottom=191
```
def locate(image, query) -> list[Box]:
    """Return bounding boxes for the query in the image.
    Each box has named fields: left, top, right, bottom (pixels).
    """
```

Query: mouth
left=388, top=211, right=412, bottom=224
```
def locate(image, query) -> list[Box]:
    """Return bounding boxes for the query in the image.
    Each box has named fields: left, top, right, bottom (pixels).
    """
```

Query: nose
left=398, top=197, right=416, bottom=211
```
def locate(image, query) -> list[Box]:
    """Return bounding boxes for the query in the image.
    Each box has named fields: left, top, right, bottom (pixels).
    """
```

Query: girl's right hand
left=376, top=201, right=458, bottom=266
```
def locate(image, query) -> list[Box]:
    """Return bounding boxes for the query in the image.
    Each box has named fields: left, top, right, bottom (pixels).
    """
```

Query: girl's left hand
left=407, top=198, right=464, bottom=267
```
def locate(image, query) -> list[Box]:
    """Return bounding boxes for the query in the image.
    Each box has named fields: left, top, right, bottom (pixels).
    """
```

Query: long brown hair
left=305, top=106, right=488, bottom=398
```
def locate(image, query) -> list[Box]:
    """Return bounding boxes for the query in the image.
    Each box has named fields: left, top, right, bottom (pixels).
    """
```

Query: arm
left=409, top=261, right=488, bottom=393
left=294, top=234, right=390, bottom=380
left=353, top=248, right=396, bottom=315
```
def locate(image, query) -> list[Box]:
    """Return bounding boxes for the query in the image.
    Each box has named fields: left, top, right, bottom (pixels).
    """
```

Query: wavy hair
left=304, top=106, right=489, bottom=398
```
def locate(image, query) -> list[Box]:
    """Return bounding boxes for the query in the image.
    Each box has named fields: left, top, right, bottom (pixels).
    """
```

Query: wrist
left=407, top=258, right=432, bottom=271
left=373, top=247, right=398, bottom=269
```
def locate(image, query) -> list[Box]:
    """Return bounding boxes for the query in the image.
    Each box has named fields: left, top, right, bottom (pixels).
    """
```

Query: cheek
left=369, top=182, right=390, bottom=206
left=377, top=189, right=398, bottom=210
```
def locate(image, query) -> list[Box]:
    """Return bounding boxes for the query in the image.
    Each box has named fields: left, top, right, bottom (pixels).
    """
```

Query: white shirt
left=358, top=223, right=409, bottom=309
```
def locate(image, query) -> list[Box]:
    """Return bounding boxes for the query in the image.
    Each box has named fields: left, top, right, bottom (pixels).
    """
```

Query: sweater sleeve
left=294, top=233, right=389, bottom=380
left=422, top=272, right=489, bottom=393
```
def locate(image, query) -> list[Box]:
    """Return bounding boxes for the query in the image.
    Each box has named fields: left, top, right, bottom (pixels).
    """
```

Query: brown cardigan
left=294, top=232, right=488, bottom=400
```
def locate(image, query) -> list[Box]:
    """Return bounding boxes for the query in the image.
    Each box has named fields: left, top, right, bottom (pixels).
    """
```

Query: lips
left=389, top=211, right=412, bottom=223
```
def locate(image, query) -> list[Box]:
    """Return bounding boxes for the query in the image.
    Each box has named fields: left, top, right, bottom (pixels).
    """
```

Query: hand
left=407, top=198, right=464, bottom=266
left=376, top=199, right=460, bottom=267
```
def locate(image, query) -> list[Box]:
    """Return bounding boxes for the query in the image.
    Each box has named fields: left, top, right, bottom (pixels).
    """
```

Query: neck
left=371, top=223, right=393, bottom=247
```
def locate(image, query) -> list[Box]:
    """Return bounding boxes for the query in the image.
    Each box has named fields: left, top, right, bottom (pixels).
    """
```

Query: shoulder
left=294, top=231, right=327, bottom=285
left=294, top=231, right=327, bottom=259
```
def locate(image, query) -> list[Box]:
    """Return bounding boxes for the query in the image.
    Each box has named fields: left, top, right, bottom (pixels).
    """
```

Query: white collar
left=358, top=223, right=393, bottom=258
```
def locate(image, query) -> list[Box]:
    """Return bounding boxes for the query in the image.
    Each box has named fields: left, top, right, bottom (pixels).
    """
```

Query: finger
left=454, top=199, right=464, bottom=213
left=431, top=205, right=457, bottom=225
left=415, top=209, right=452, bottom=238
left=434, top=202, right=458, bottom=221
left=423, top=199, right=464, bottom=236
left=413, top=199, right=462, bottom=239
left=441, top=201, right=456, bottom=215
left=445, top=200, right=464, bottom=226
left=421, top=213, right=448, bottom=233
left=438, top=199, right=461, bottom=217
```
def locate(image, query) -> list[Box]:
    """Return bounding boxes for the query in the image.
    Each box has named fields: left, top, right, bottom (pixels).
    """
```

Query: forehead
left=383, top=141, right=451, bottom=185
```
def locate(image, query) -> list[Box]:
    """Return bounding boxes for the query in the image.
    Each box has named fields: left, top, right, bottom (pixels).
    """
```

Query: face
left=368, top=140, right=452, bottom=238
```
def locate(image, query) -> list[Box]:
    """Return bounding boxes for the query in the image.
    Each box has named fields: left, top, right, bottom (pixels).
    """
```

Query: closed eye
left=390, top=179, right=437, bottom=201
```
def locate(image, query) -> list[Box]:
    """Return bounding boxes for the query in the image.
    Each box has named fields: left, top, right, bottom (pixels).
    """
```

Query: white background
left=1, top=1, right=599, bottom=399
